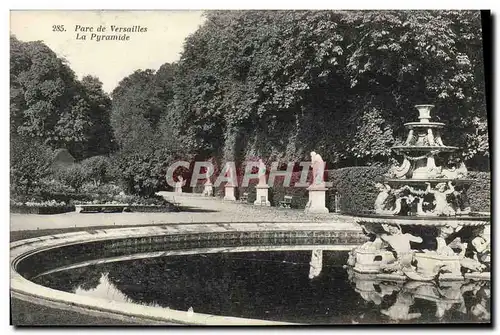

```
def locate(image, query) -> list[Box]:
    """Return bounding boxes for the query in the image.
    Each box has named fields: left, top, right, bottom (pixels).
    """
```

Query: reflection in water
left=31, top=251, right=490, bottom=324
left=347, top=268, right=490, bottom=323
left=309, top=249, right=323, bottom=279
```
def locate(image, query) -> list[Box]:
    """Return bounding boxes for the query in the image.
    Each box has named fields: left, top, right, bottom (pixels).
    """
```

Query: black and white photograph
left=8, top=8, right=492, bottom=326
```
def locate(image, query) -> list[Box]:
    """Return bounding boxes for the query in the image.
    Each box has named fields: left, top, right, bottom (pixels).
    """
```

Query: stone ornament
left=348, top=104, right=490, bottom=283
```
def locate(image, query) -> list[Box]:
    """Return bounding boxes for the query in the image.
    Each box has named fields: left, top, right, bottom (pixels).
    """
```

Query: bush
left=73, top=193, right=169, bottom=206
left=467, top=171, right=491, bottom=212
left=81, top=156, right=115, bottom=185
left=81, top=182, right=123, bottom=196
left=40, top=178, right=75, bottom=194
left=116, top=148, right=189, bottom=196
left=55, top=164, right=89, bottom=193
left=10, top=136, right=54, bottom=193
left=328, top=166, right=389, bottom=214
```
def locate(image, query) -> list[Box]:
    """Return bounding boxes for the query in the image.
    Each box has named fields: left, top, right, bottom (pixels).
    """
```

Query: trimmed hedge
left=327, top=166, right=389, bottom=214
left=467, top=171, right=491, bottom=212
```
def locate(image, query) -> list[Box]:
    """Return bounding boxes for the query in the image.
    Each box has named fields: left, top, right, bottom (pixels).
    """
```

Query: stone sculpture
left=425, top=181, right=456, bottom=216
left=257, top=159, right=267, bottom=186
left=347, top=104, right=490, bottom=283
left=175, top=176, right=185, bottom=193
left=310, top=151, right=325, bottom=186
left=378, top=224, right=422, bottom=275
left=387, top=158, right=412, bottom=179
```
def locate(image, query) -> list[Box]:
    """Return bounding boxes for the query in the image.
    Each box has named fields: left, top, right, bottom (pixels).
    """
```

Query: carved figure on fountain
left=425, top=181, right=456, bottom=216
left=378, top=224, right=423, bottom=276
left=374, top=183, right=416, bottom=215
left=349, top=103, right=490, bottom=282
left=386, top=157, right=412, bottom=179
left=439, top=162, right=468, bottom=179
left=471, top=226, right=490, bottom=268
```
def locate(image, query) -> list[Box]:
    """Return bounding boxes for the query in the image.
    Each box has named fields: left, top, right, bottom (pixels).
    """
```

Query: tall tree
left=80, top=75, right=116, bottom=156
left=173, top=10, right=489, bottom=169
left=110, top=64, right=179, bottom=153
left=10, top=36, right=115, bottom=159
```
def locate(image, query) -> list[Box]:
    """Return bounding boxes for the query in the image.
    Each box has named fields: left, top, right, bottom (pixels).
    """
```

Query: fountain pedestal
left=305, top=185, right=329, bottom=214
left=347, top=104, right=490, bottom=283
left=224, top=184, right=236, bottom=201
left=254, top=184, right=271, bottom=206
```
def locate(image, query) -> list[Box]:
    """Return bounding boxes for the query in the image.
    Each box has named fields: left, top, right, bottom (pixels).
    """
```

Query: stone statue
left=435, top=226, right=461, bottom=257
left=472, top=226, right=490, bottom=266
left=425, top=181, right=456, bottom=216
left=374, top=183, right=403, bottom=215
left=205, top=165, right=213, bottom=185
left=175, top=176, right=185, bottom=193
left=257, top=159, right=267, bottom=186
left=379, top=224, right=422, bottom=275
left=404, top=129, right=415, bottom=145
left=439, top=162, right=468, bottom=179
left=387, top=158, right=411, bottom=179
left=427, top=129, right=436, bottom=146
left=310, top=151, right=325, bottom=186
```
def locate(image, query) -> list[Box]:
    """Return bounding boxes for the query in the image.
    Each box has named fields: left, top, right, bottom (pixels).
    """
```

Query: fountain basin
left=391, top=145, right=458, bottom=152
left=385, top=178, right=475, bottom=186
left=404, top=122, right=446, bottom=128
left=355, top=213, right=490, bottom=226
left=11, top=223, right=365, bottom=325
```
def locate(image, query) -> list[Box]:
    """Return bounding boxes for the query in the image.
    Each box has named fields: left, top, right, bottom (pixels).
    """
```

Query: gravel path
left=10, top=192, right=359, bottom=232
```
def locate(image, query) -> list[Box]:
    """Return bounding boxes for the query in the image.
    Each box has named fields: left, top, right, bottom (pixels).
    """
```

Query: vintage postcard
left=9, top=9, right=491, bottom=326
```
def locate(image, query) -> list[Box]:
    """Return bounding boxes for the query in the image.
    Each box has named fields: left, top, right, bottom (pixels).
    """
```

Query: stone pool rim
left=11, top=222, right=363, bottom=325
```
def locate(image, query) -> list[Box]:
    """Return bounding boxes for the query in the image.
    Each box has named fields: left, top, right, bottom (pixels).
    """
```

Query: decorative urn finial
left=415, top=104, right=435, bottom=123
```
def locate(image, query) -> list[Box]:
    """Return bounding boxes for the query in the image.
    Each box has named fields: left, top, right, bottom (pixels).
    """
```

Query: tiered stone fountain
left=347, top=105, right=490, bottom=282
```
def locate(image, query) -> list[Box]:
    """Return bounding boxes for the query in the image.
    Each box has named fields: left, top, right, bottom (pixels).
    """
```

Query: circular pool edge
left=11, top=222, right=363, bottom=325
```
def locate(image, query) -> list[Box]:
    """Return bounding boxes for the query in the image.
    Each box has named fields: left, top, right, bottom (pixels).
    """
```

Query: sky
left=10, top=10, right=206, bottom=93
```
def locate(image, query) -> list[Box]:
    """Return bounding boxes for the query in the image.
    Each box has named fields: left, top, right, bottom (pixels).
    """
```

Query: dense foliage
left=328, top=166, right=389, bottom=213
left=173, top=10, right=489, bottom=169
left=116, top=148, right=192, bottom=196
left=55, top=164, right=88, bottom=193
left=110, top=63, right=179, bottom=153
left=10, top=36, right=115, bottom=159
left=11, top=11, right=491, bottom=209
left=81, top=156, right=115, bottom=186
left=10, top=136, right=54, bottom=193
left=466, top=171, right=491, bottom=212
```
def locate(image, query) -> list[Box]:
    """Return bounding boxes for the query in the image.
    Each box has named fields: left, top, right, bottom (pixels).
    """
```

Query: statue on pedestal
left=175, top=176, right=186, bottom=193
left=310, top=151, right=325, bottom=186
left=257, top=159, right=267, bottom=186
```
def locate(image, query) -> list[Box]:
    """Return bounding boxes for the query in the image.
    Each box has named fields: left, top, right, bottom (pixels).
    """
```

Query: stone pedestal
left=254, top=184, right=271, bottom=206
left=305, top=185, right=329, bottom=214
left=224, top=185, right=236, bottom=201
left=203, top=181, right=213, bottom=197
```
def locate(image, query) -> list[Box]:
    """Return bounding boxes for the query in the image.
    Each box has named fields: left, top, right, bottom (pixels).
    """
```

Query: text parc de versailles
left=76, top=25, right=148, bottom=42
